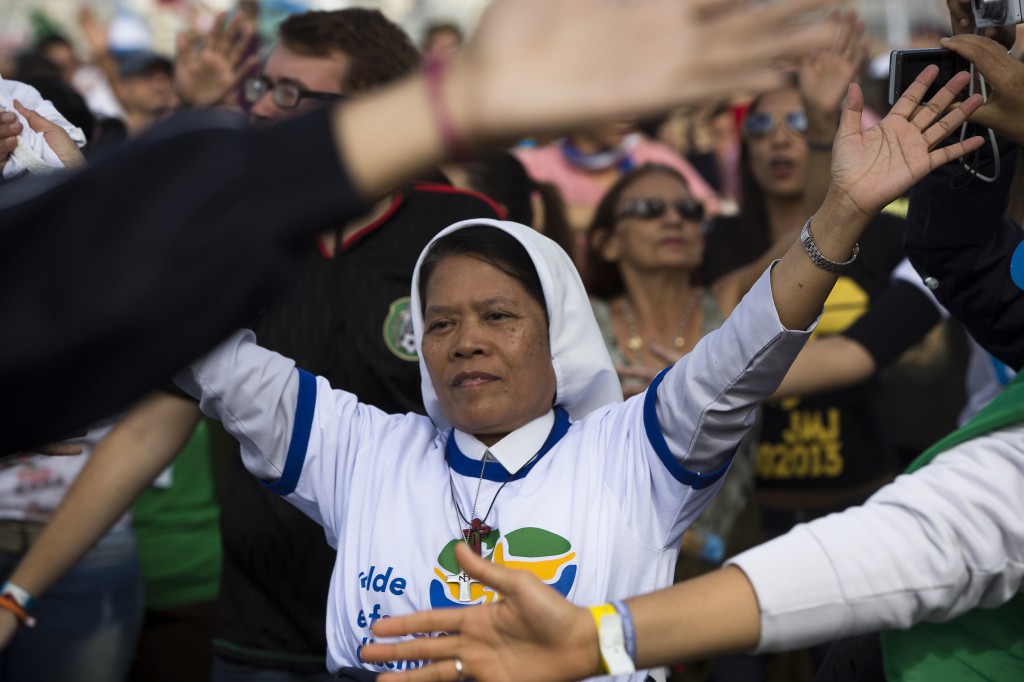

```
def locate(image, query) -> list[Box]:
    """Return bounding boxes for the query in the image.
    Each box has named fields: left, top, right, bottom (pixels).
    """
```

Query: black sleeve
left=905, top=133, right=1024, bottom=370
left=841, top=280, right=943, bottom=368
left=686, top=151, right=722, bottom=193
left=0, top=106, right=366, bottom=454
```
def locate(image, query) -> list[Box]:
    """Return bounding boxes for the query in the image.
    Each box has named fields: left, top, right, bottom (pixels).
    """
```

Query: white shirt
left=179, top=268, right=811, bottom=676
left=730, top=422, right=1024, bottom=652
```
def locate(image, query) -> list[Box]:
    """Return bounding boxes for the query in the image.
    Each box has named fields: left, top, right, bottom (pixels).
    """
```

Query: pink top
left=516, top=137, right=722, bottom=215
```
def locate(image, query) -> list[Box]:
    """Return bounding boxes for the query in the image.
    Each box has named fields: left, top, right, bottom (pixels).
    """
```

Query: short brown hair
left=278, top=9, right=420, bottom=94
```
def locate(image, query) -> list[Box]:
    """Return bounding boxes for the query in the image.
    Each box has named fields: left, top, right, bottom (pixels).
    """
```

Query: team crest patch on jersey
left=383, top=297, right=418, bottom=361
left=429, top=527, right=577, bottom=608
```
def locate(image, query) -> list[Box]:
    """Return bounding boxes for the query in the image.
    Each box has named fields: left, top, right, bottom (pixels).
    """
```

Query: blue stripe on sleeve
left=265, top=368, right=316, bottom=496
left=643, top=367, right=735, bottom=490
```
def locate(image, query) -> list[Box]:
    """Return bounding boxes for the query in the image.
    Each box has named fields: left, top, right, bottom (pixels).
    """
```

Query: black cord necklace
left=447, top=452, right=512, bottom=557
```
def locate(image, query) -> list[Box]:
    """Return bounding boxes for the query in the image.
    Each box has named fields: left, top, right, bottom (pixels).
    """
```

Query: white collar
left=453, top=410, right=556, bottom=474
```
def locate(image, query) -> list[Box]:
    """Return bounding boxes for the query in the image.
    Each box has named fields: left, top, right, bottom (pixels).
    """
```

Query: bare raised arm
left=335, top=0, right=839, bottom=201
left=767, top=69, right=983, bottom=331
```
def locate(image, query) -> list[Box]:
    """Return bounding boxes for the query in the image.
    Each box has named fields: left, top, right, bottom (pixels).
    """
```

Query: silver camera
left=972, top=0, right=1024, bottom=28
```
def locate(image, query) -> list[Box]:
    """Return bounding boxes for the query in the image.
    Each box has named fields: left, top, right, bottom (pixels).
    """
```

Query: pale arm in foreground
left=362, top=421, right=1024, bottom=682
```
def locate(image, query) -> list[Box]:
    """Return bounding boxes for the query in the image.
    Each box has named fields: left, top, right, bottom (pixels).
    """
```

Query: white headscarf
left=410, top=219, right=623, bottom=432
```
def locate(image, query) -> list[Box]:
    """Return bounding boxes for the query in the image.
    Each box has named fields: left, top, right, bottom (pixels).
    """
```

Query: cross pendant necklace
left=463, top=517, right=491, bottom=556
left=447, top=451, right=512, bottom=603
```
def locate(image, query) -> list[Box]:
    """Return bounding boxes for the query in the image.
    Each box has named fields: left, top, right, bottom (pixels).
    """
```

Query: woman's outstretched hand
left=826, top=66, right=985, bottom=222
left=362, top=543, right=598, bottom=682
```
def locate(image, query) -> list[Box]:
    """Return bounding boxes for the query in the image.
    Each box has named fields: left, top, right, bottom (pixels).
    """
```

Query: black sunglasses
left=615, top=197, right=705, bottom=222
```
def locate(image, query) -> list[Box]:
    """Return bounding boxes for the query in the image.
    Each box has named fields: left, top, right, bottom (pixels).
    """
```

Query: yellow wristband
left=588, top=604, right=616, bottom=674
left=588, top=603, right=635, bottom=675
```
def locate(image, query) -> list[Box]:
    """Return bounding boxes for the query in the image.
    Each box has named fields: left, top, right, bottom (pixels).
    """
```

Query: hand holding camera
left=969, top=0, right=1024, bottom=30
left=941, top=33, right=1024, bottom=146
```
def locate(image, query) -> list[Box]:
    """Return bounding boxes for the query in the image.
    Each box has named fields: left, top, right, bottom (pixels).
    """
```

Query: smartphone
left=888, top=48, right=969, bottom=107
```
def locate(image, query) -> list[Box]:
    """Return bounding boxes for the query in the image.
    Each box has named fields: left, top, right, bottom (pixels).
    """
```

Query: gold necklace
left=621, top=289, right=699, bottom=353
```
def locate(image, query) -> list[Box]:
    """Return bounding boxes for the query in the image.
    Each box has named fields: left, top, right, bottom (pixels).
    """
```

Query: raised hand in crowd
left=796, top=9, right=869, bottom=224
left=798, top=10, right=869, bottom=140
left=174, top=12, right=258, bottom=108
left=942, top=33, right=1024, bottom=146
left=821, top=74, right=976, bottom=223
left=77, top=5, right=110, bottom=60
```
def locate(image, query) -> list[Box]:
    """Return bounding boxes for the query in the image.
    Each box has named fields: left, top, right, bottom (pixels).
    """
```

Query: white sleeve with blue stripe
left=651, top=266, right=815, bottom=478
left=174, top=328, right=299, bottom=482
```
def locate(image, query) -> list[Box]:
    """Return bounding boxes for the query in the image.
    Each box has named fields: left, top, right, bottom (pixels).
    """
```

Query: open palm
left=363, top=543, right=596, bottom=682
left=829, top=67, right=984, bottom=220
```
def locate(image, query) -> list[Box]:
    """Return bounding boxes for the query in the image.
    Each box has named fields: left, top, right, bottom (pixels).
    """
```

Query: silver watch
left=800, top=218, right=859, bottom=273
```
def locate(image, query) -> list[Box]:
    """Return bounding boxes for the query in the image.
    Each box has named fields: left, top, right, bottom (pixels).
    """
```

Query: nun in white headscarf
left=177, top=218, right=811, bottom=679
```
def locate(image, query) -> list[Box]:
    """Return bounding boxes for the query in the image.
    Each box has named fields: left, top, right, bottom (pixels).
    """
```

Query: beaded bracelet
left=610, top=599, right=638, bottom=664
left=0, top=592, right=36, bottom=629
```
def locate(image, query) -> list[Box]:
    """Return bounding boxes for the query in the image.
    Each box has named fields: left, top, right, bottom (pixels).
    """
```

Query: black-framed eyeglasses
left=742, top=111, right=808, bottom=139
left=615, top=197, right=705, bottom=222
left=243, top=76, right=346, bottom=109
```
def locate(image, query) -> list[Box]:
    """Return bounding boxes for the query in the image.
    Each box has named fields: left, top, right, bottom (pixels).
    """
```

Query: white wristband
left=1, top=582, right=34, bottom=611
left=589, top=604, right=636, bottom=675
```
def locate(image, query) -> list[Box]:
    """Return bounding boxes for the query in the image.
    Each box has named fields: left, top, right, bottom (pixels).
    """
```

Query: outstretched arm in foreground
left=336, top=0, right=839, bottom=201
left=365, top=417, right=1024, bottom=682
left=363, top=543, right=759, bottom=682
left=2, top=0, right=837, bottom=456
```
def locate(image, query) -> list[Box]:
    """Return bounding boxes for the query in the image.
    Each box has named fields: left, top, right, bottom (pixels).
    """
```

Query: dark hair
left=582, top=164, right=692, bottom=298
left=35, top=33, right=73, bottom=53
left=418, top=226, right=547, bottom=320
left=422, top=21, right=463, bottom=49
left=728, top=79, right=802, bottom=268
left=278, top=9, right=421, bottom=94
left=459, top=152, right=574, bottom=259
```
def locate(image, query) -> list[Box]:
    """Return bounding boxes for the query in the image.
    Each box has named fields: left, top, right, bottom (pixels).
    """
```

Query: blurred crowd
left=0, top=1, right=1023, bottom=681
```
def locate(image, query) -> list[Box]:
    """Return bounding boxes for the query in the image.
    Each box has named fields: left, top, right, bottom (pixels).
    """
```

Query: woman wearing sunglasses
left=583, top=165, right=754, bottom=594
left=584, top=164, right=726, bottom=400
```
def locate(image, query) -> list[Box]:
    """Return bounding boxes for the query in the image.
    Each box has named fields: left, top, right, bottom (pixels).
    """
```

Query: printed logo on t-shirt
left=428, top=527, right=577, bottom=607
left=383, top=297, right=418, bottom=362
left=809, top=276, right=868, bottom=340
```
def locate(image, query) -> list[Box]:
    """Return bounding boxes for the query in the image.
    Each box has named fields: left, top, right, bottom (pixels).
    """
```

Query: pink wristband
left=424, top=55, right=470, bottom=161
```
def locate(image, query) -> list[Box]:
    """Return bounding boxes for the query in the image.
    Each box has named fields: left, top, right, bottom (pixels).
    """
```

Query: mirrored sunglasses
left=742, top=111, right=808, bottom=139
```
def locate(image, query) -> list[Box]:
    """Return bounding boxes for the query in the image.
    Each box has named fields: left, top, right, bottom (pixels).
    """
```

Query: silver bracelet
left=800, top=217, right=859, bottom=273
